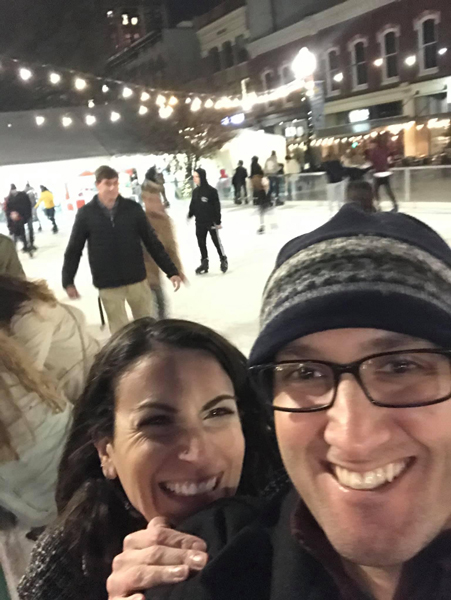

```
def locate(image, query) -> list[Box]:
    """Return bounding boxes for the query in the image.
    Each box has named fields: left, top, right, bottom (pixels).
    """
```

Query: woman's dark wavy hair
left=55, top=318, right=281, bottom=590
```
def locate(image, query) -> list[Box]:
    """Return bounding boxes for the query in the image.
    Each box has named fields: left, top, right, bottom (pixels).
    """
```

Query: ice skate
left=220, top=257, right=228, bottom=274
left=196, top=258, right=209, bottom=275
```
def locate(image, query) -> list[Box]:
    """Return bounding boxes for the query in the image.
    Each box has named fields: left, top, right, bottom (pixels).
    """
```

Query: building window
left=326, top=48, right=341, bottom=96
left=223, top=41, right=234, bottom=69
left=279, top=64, right=294, bottom=86
left=416, top=14, right=440, bottom=73
left=209, top=47, right=221, bottom=73
left=235, top=35, right=249, bottom=64
left=131, top=16, right=139, bottom=26
left=262, top=70, right=276, bottom=92
left=350, top=38, right=368, bottom=89
left=378, top=28, right=400, bottom=82
left=122, top=13, right=129, bottom=25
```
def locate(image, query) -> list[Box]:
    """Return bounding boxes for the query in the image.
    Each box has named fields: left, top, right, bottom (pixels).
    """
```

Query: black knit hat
left=249, top=204, right=451, bottom=365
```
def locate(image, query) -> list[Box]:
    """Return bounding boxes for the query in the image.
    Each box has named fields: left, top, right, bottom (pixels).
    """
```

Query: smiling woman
left=18, top=318, right=280, bottom=600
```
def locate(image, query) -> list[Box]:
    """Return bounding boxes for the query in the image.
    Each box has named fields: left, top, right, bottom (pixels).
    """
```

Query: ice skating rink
left=6, top=198, right=451, bottom=356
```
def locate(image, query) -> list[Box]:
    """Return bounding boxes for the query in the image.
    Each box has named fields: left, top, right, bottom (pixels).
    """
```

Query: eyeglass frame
left=248, top=348, right=451, bottom=412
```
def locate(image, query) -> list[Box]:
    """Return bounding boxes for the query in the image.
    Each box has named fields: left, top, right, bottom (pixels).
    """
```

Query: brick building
left=246, top=0, right=451, bottom=157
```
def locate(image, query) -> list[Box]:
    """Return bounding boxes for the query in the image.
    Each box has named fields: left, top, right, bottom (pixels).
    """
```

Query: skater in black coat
left=188, top=168, right=228, bottom=275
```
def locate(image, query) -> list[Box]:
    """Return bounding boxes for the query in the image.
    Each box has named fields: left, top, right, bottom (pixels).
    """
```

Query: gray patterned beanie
left=249, top=204, right=451, bottom=366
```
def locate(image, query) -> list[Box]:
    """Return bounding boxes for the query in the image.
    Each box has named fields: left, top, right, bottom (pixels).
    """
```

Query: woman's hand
left=107, top=517, right=208, bottom=600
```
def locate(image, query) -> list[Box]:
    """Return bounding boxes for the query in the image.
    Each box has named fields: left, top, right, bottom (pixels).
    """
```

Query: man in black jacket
left=107, top=205, right=451, bottom=600
left=62, top=165, right=182, bottom=333
left=232, top=161, right=248, bottom=205
left=6, top=185, right=35, bottom=253
left=188, top=168, right=228, bottom=275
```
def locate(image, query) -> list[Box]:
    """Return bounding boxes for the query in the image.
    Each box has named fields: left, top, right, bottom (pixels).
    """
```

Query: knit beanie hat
left=249, top=204, right=451, bottom=366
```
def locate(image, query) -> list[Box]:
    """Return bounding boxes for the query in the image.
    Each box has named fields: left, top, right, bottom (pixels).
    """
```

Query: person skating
left=232, top=161, right=248, bottom=205
left=36, top=186, right=58, bottom=233
left=369, top=137, right=398, bottom=212
left=265, top=150, right=281, bottom=204
left=25, top=183, right=42, bottom=232
left=62, top=165, right=182, bottom=334
left=5, top=185, right=36, bottom=254
left=188, top=168, right=228, bottom=275
left=141, top=176, right=185, bottom=319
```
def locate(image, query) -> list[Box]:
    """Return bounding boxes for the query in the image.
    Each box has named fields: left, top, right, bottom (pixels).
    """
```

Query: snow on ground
left=5, top=197, right=451, bottom=357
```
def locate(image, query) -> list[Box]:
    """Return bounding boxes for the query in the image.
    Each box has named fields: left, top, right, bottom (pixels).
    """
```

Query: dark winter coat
left=232, top=166, right=248, bottom=186
left=145, top=489, right=451, bottom=600
left=6, top=192, right=33, bottom=222
left=188, top=171, right=221, bottom=226
left=250, top=161, right=264, bottom=177
left=322, top=159, right=344, bottom=184
left=62, top=195, right=179, bottom=290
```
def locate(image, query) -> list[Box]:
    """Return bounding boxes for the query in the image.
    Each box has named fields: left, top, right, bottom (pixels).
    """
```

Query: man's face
left=96, top=177, right=119, bottom=204
left=193, top=172, right=201, bottom=186
left=274, top=328, right=451, bottom=568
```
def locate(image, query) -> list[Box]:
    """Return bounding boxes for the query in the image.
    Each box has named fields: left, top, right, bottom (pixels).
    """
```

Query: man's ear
left=95, top=438, right=118, bottom=480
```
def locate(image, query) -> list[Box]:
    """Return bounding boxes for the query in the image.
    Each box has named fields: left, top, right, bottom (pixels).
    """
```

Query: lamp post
left=292, top=47, right=317, bottom=169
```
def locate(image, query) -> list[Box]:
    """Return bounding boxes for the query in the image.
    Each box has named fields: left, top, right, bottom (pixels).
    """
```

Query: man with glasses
left=109, top=204, right=451, bottom=600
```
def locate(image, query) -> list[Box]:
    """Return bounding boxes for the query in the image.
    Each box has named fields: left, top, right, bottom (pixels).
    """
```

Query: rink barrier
left=223, top=166, right=451, bottom=208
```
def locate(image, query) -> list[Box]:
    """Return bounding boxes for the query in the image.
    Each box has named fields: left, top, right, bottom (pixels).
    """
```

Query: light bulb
left=168, top=96, right=179, bottom=106
left=191, top=98, right=202, bottom=112
left=19, top=68, right=33, bottom=81
left=75, top=78, right=87, bottom=91
left=102, top=84, right=110, bottom=93
left=122, top=87, right=133, bottom=99
left=62, top=116, right=73, bottom=128
left=205, top=99, right=214, bottom=109
left=49, top=72, right=61, bottom=84
left=139, top=105, right=149, bottom=115
left=156, top=94, right=166, bottom=107
left=35, top=116, right=45, bottom=126
left=141, top=91, right=150, bottom=102
left=85, top=115, right=96, bottom=126
left=111, top=111, right=121, bottom=122
left=159, top=106, right=174, bottom=119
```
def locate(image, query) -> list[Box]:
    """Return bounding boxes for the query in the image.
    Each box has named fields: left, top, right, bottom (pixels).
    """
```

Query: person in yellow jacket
left=35, top=186, right=58, bottom=233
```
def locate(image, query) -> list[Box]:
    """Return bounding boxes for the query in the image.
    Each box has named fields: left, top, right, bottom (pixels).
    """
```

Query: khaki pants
left=99, top=280, right=155, bottom=334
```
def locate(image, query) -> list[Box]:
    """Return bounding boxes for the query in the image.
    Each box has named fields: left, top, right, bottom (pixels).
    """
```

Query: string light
left=35, top=116, right=45, bottom=126
left=85, top=115, right=96, bottom=126
left=185, top=97, right=192, bottom=104
left=49, top=72, right=61, bottom=85
left=138, top=105, right=149, bottom=116
left=62, top=116, right=73, bottom=128
left=168, top=95, right=179, bottom=106
left=75, top=77, right=87, bottom=91
left=191, top=97, right=202, bottom=112
left=141, top=91, right=150, bottom=102
left=205, top=99, right=214, bottom=109
left=19, top=68, right=33, bottom=81
left=102, top=84, right=110, bottom=93
left=88, top=99, right=95, bottom=108
left=122, top=87, right=133, bottom=99
left=159, top=106, right=174, bottom=119
left=110, top=111, right=121, bottom=122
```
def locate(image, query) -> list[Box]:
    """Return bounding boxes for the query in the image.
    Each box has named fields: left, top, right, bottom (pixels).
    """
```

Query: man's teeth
left=162, top=477, right=218, bottom=497
left=333, top=460, right=409, bottom=490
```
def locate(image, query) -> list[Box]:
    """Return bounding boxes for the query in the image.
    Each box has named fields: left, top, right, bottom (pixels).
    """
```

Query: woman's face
left=97, top=347, right=245, bottom=524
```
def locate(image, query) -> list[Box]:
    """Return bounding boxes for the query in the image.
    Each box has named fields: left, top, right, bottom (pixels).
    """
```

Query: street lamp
left=291, top=47, right=317, bottom=169
left=291, top=47, right=317, bottom=81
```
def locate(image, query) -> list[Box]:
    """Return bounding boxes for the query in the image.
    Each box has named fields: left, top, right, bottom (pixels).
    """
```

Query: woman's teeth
left=332, top=459, right=409, bottom=490
left=161, top=476, right=219, bottom=497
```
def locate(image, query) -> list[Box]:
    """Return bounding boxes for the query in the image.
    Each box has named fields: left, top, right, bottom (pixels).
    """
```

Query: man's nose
left=324, top=375, right=392, bottom=458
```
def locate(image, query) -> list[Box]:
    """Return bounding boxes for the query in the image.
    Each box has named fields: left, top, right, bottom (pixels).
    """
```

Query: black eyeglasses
left=249, top=349, right=451, bottom=412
